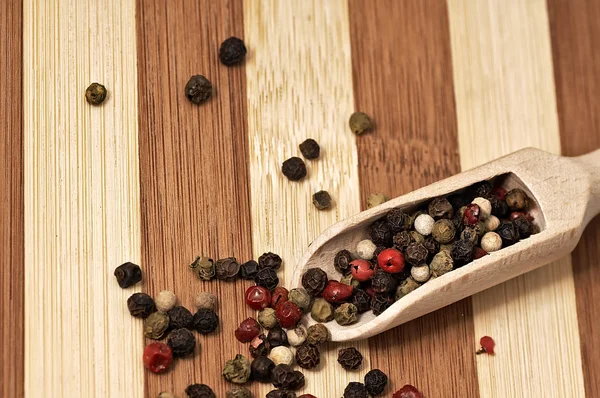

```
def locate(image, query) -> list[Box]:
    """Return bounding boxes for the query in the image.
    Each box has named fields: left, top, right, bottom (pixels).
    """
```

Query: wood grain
left=447, top=0, right=586, bottom=396
left=0, top=0, right=24, bottom=397
left=243, top=1, right=367, bottom=396
left=23, top=0, right=144, bottom=396
left=348, top=1, right=479, bottom=396
left=548, top=0, right=600, bottom=395
left=136, top=0, right=254, bottom=396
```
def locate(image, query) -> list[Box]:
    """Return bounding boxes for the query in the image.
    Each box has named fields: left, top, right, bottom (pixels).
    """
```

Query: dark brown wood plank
left=548, top=0, right=600, bottom=395
left=348, top=0, right=479, bottom=396
left=136, top=1, right=253, bottom=396
left=0, top=1, right=24, bottom=397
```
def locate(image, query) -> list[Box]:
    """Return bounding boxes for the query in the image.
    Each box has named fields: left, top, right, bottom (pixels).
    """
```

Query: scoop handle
left=575, top=148, right=600, bottom=226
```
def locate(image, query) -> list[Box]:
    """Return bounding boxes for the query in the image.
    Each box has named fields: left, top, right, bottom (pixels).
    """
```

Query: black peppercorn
left=372, top=245, right=387, bottom=261
left=461, top=226, right=480, bottom=245
left=301, top=268, right=328, bottom=296
left=344, top=382, right=368, bottom=398
left=393, top=231, right=413, bottom=253
left=469, top=181, right=493, bottom=199
left=364, top=369, right=388, bottom=396
left=267, top=327, right=289, bottom=347
left=451, top=239, right=475, bottom=267
left=167, top=305, right=193, bottom=329
left=249, top=334, right=271, bottom=358
left=386, top=208, right=411, bottom=233
left=448, top=193, right=471, bottom=210
left=191, top=309, right=219, bottom=334
left=423, top=236, right=440, bottom=261
left=337, top=347, right=363, bottom=370
left=351, top=289, right=372, bottom=313
left=371, top=294, right=392, bottom=316
left=371, top=270, right=397, bottom=294
left=266, top=390, right=296, bottom=398
left=259, top=252, right=283, bottom=270
left=428, top=197, right=454, bottom=219
left=369, top=219, right=393, bottom=246
left=334, top=249, right=353, bottom=275
left=215, top=257, right=240, bottom=280
left=295, top=344, right=320, bottom=369
left=114, top=262, right=142, bottom=288
left=299, top=138, right=320, bottom=160
left=185, top=383, right=216, bottom=398
left=85, top=83, right=107, bottom=105
left=240, top=260, right=260, bottom=279
left=488, top=196, right=509, bottom=218
left=185, top=75, right=212, bottom=105
left=255, top=267, right=279, bottom=290
left=167, top=328, right=196, bottom=357
left=127, top=293, right=156, bottom=318
left=405, top=242, right=428, bottom=266
left=219, top=37, right=247, bottom=66
left=496, top=220, right=520, bottom=246
left=312, top=190, right=332, bottom=210
left=271, top=364, right=305, bottom=390
left=282, top=157, right=307, bottom=181
left=251, top=355, right=275, bottom=382
left=513, top=216, right=533, bottom=238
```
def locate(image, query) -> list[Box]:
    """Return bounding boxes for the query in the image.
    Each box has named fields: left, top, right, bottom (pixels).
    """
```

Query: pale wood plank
left=243, top=1, right=367, bottom=395
left=447, top=0, right=586, bottom=396
left=23, top=0, right=143, bottom=396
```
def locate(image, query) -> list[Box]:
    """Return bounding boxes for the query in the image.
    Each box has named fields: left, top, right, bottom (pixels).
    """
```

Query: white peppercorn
left=484, top=215, right=500, bottom=231
left=194, top=292, right=216, bottom=311
left=367, top=193, right=388, bottom=209
left=286, top=324, right=307, bottom=347
left=155, top=290, right=177, bottom=312
left=356, top=239, right=377, bottom=260
left=258, top=308, right=278, bottom=329
left=411, top=264, right=431, bottom=283
left=481, top=232, right=503, bottom=252
left=269, top=346, right=294, bottom=366
left=472, top=197, right=492, bottom=220
left=414, top=214, right=435, bottom=236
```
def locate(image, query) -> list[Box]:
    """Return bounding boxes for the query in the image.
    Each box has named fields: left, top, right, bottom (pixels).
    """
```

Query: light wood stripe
left=243, top=1, right=367, bottom=396
left=23, top=0, right=143, bottom=396
left=447, top=0, right=586, bottom=396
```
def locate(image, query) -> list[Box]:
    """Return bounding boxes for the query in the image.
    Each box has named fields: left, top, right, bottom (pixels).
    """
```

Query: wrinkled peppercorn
left=337, top=347, right=363, bottom=370
left=513, top=216, right=533, bottom=238
left=144, top=342, right=173, bottom=374
left=194, top=292, right=217, bottom=311
left=249, top=334, right=270, bottom=358
left=144, top=312, right=170, bottom=340
left=505, top=188, right=528, bottom=210
left=428, top=197, right=454, bottom=219
left=340, top=274, right=361, bottom=289
left=271, top=364, right=305, bottom=390
left=364, top=369, right=388, bottom=396
left=276, top=301, right=302, bottom=328
left=255, top=267, right=279, bottom=290
left=288, top=288, right=312, bottom=312
left=222, top=354, right=251, bottom=384
left=334, top=249, right=353, bottom=275
left=405, top=242, right=428, bottom=266
left=282, top=157, right=307, bottom=181
left=312, top=190, right=332, bottom=210
left=258, top=308, right=278, bottom=329
left=235, top=317, right=261, bottom=343
left=371, top=270, right=397, bottom=293
left=267, top=390, right=296, bottom=398
left=192, top=309, right=219, bottom=334
left=349, top=112, right=374, bottom=135
left=334, top=303, right=358, bottom=325
left=393, top=384, right=423, bottom=398
left=369, top=219, right=393, bottom=246
left=127, top=293, right=156, bottom=318
left=251, top=355, right=275, bottom=382
left=301, top=268, right=328, bottom=296
left=344, top=382, right=368, bottom=398
left=296, top=344, right=320, bottom=369
left=306, top=323, right=329, bottom=345
left=423, top=236, right=440, bottom=261
left=85, top=83, right=107, bottom=105
left=432, top=219, right=456, bottom=244
left=185, top=383, right=216, bottom=398
left=386, top=208, right=411, bottom=233
left=190, top=256, right=215, bottom=281
left=310, top=298, right=334, bottom=322
left=461, top=226, right=480, bottom=245
left=215, top=257, right=240, bottom=280
left=226, top=386, right=252, bottom=398
left=468, top=181, right=493, bottom=199
left=267, top=327, right=289, bottom=347
left=185, top=75, right=212, bottom=105
left=351, top=289, right=372, bottom=313
left=240, top=260, right=259, bottom=279
left=496, top=220, right=520, bottom=246
left=371, top=294, right=392, bottom=316
left=448, top=193, right=471, bottom=210
left=487, top=195, right=509, bottom=218
left=430, top=251, right=454, bottom=277
left=259, top=252, right=283, bottom=270
left=167, top=306, right=193, bottom=329
left=219, top=37, right=247, bottom=66
left=451, top=239, right=475, bottom=267
left=299, top=138, right=320, bottom=159
left=395, top=277, right=421, bottom=300
left=114, top=262, right=142, bottom=288
left=393, top=231, right=413, bottom=253
left=167, top=328, right=196, bottom=357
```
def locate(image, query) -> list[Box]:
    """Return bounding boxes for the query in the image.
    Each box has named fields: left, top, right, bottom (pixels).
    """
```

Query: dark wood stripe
left=0, top=1, right=24, bottom=397
left=348, top=1, right=479, bottom=396
left=136, top=1, right=253, bottom=395
left=548, top=0, right=600, bottom=395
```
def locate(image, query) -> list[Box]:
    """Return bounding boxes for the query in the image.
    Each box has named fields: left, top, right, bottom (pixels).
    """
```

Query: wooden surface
left=2, top=0, right=600, bottom=397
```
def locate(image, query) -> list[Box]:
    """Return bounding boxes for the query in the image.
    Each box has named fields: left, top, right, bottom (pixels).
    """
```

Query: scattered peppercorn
left=219, top=37, right=247, bottom=66
left=267, top=327, right=289, bottom=348
left=255, top=267, right=279, bottom=290
left=393, top=384, right=423, bottom=398
left=222, top=354, right=251, bottom=384
left=302, top=268, right=328, bottom=296
left=310, top=298, right=334, bottom=322
left=144, top=311, right=170, bottom=340
left=226, top=386, right=252, bottom=398
left=167, top=306, right=193, bottom=329
left=334, top=303, right=359, bottom=325
left=334, top=249, right=353, bottom=275
left=240, top=260, right=260, bottom=279
left=259, top=252, right=283, bottom=270
left=369, top=219, right=393, bottom=246
left=258, top=308, right=279, bottom=329
left=349, top=112, right=374, bottom=135
left=306, top=323, right=329, bottom=345
left=190, top=256, right=215, bottom=280
left=249, top=334, right=271, bottom=358
left=192, top=309, right=219, bottom=334
left=246, top=285, right=272, bottom=310
left=296, top=344, right=320, bottom=369
left=495, top=220, right=520, bottom=246
left=477, top=335, right=496, bottom=355
left=271, top=364, right=306, bottom=390
left=451, top=239, right=475, bottom=267
left=85, top=83, right=107, bottom=105
left=235, top=317, right=261, bottom=343
left=155, top=290, right=177, bottom=312
left=286, top=324, right=308, bottom=347
left=364, top=369, right=388, bottom=396
left=143, top=342, right=173, bottom=374
left=337, top=347, right=363, bottom=370
left=167, top=328, right=196, bottom=357
left=299, top=138, right=320, bottom=160
left=344, top=382, right=368, bottom=398
left=114, top=262, right=142, bottom=288
left=275, top=301, right=302, bottom=328
left=266, top=390, right=296, bottom=398
left=351, top=289, right=372, bottom=313
left=127, top=292, right=156, bottom=318
left=371, top=294, right=392, bottom=316
left=288, top=288, right=312, bottom=312
left=185, top=384, right=216, bottom=398
left=185, top=75, right=212, bottom=105
left=312, top=190, right=332, bottom=210
left=367, top=193, right=388, bottom=209
left=194, top=292, right=217, bottom=311
left=271, top=287, right=289, bottom=308
left=251, top=355, right=275, bottom=382
left=282, top=157, right=307, bottom=181
left=269, top=345, right=294, bottom=366
left=215, top=257, right=240, bottom=280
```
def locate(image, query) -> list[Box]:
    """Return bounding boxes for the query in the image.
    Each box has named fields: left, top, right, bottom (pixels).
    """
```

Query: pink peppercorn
left=143, top=342, right=173, bottom=374
left=245, top=285, right=271, bottom=310
left=490, top=186, right=506, bottom=200
left=377, top=248, right=405, bottom=274
left=275, top=301, right=302, bottom=328
left=393, top=384, right=423, bottom=398
left=350, top=259, right=376, bottom=282
left=473, top=247, right=488, bottom=259
left=477, top=335, right=496, bottom=355
left=271, top=287, right=289, bottom=308
left=321, top=281, right=354, bottom=304
left=463, top=203, right=481, bottom=225
left=235, top=317, right=261, bottom=343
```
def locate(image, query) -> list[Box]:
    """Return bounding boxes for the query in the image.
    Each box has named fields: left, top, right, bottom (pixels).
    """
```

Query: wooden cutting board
left=1, top=0, right=599, bottom=397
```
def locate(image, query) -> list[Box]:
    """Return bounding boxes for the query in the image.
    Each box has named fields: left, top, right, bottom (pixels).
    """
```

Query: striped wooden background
left=1, top=0, right=599, bottom=397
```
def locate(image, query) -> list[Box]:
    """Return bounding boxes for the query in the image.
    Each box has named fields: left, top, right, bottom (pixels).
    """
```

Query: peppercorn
left=255, top=267, right=279, bottom=290
left=185, top=75, right=212, bottom=105
left=351, top=289, right=372, bottom=313
left=167, top=306, right=193, bottom=329
left=288, top=288, right=312, bottom=312
left=429, top=251, right=454, bottom=278
left=282, top=157, right=307, bottom=181
left=371, top=270, right=397, bottom=293
left=364, top=369, right=388, bottom=396
left=85, top=82, right=107, bottom=105
left=167, top=328, right=196, bottom=357
left=350, top=259, right=376, bottom=282
left=395, top=277, right=421, bottom=300
left=393, top=385, right=423, bottom=398
left=355, top=239, right=375, bottom=260
left=337, top=347, right=363, bottom=370
left=340, top=274, right=361, bottom=289
left=266, top=390, right=296, bottom=398
left=489, top=196, right=509, bottom=217
left=286, top=324, right=308, bottom=347
left=371, top=294, right=392, bottom=315
left=505, top=188, right=528, bottom=210
left=349, top=111, right=374, bottom=135
left=185, top=384, right=216, bottom=398
left=114, top=262, right=142, bottom=288
left=249, top=334, right=271, bottom=358
left=144, top=311, right=170, bottom=340
left=219, top=36, right=247, bottom=66
left=158, top=392, right=176, bottom=398
left=333, top=249, right=353, bottom=275
left=481, top=232, right=502, bottom=252
left=393, top=231, right=414, bottom=253
left=235, top=317, right=261, bottom=343
left=344, top=382, right=368, bottom=398
left=513, top=215, right=533, bottom=238
left=259, top=308, right=279, bottom=329
left=269, top=346, right=294, bottom=366
left=496, top=220, right=520, bottom=246
left=322, top=280, right=354, bottom=303
left=302, top=268, right=328, bottom=296
left=298, top=138, right=320, bottom=160
left=246, top=285, right=272, bottom=310
left=271, top=364, right=305, bottom=390
left=376, top=248, right=405, bottom=274
left=127, top=292, right=156, bottom=318
left=412, top=214, right=433, bottom=236
left=386, top=208, right=411, bottom=233
left=334, top=303, right=358, bottom=325
left=448, top=192, right=471, bottom=210
left=483, top=215, right=500, bottom=231
left=310, top=298, right=334, bottom=322
left=410, top=265, right=430, bottom=283
left=192, top=309, right=219, bottom=334
left=473, top=246, right=489, bottom=259
left=312, top=190, right=332, bottom=210
left=431, top=219, right=456, bottom=244
left=451, top=239, right=475, bottom=267
left=275, top=301, right=302, bottom=328
left=267, top=327, right=289, bottom=347
left=226, top=386, right=252, bottom=398
left=369, top=219, right=393, bottom=246
left=306, top=323, right=329, bottom=345
left=251, top=355, right=275, bottom=382
left=477, top=335, right=496, bottom=355
left=409, top=231, right=424, bottom=245
left=428, top=197, right=453, bottom=219
left=472, top=197, right=492, bottom=220
left=194, top=292, right=217, bottom=311
left=190, top=256, right=215, bottom=280
left=154, top=290, right=176, bottom=312
left=240, top=260, right=260, bottom=279
left=214, top=257, right=240, bottom=280
left=296, top=344, right=320, bottom=369
left=271, top=287, right=289, bottom=308
left=422, top=236, right=440, bottom=261
left=258, top=252, right=283, bottom=270
left=144, top=342, right=173, bottom=374
left=222, top=354, right=251, bottom=384
left=461, top=226, right=480, bottom=245
left=367, top=193, right=388, bottom=209
left=463, top=203, right=481, bottom=225
left=405, top=242, right=428, bottom=266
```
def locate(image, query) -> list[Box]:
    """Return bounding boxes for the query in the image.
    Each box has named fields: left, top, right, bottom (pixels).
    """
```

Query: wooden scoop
left=291, top=147, right=600, bottom=342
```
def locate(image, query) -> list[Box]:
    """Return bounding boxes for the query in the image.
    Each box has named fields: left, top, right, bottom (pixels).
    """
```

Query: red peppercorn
left=143, top=342, right=173, bottom=374
left=275, top=301, right=302, bottom=328
left=473, top=247, right=488, bottom=259
left=350, top=259, right=376, bottom=282
left=235, top=317, right=261, bottom=343
left=245, top=285, right=272, bottom=310
left=271, top=287, right=289, bottom=309
left=377, top=248, right=405, bottom=274
left=393, top=384, right=423, bottom=398
left=463, top=203, right=481, bottom=225
left=321, top=281, right=354, bottom=304
left=477, top=335, right=495, bottom=355
left=490, top=186, right=506, bottom=200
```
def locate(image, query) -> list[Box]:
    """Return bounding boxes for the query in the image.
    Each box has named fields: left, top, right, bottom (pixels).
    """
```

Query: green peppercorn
left=144, top=311, right=170, bottom=340
left=310, top=298, right=334, bottom=322
left=226, top=386, right=252, bottom=398
left=505, top=188, right=528, bottom=210
left=349, top=112, right=374, bottom=135
left=432, top=219, right=456, bottom=244
left=430, top=251, right=454, bottom=278
left=312, top=190, right=332, bottom=210
left=334, top=303, right=358, bottom=325
left=440, top=243, right=454, bottom=254
left=190, top=256, right=215, bottom=280
left=395, top=277, right=421, bottom=301
left=288, top=288, right=312, bottom=312
left=367, top=193, right=387, bottom=209
left=85, top=83, right=107, bottom=105
left=222, top=354, right=251, bottom=384
left=258, top=308, right=278, bottom=329
left=306, top=323, right=329, bottom=345
left=340, top=274, right=361, bottom=289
